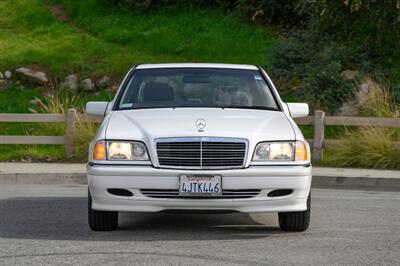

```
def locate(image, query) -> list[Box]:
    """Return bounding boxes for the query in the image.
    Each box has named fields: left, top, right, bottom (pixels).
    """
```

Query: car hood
left=105, top=108, right=295, bottom=143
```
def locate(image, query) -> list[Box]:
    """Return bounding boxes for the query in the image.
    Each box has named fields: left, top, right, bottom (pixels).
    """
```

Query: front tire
left=88, top=190, right=118, bottom=231
left=278, top=192, right=311, bottom=232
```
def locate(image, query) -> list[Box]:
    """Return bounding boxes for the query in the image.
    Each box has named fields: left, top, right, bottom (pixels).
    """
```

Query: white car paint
left=87, top=63, right=311, bottom=213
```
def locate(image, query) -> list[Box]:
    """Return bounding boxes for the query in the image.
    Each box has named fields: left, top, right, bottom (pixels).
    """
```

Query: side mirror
left=85, top=101, right=109, bottom=116
left=286, top=103, right=309, bottom=118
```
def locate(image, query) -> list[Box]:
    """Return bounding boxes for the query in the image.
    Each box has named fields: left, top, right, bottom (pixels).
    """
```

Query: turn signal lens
left=295, top=141, right=307, bottom=161
left=93, top=141, right=106, bottom=160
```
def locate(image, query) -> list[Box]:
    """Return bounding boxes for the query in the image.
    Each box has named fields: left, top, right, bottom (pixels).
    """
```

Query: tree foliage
left=271, top=0, right=400, bottom=112
left=103, top=0, right=305, bottom=26
left=299, top=0, right=400, bottom=63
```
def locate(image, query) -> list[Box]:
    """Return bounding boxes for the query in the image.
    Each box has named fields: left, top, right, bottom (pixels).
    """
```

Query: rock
left=62, top=74, right=78, bottom=91
left=81, top=78, right=95, bottom=91
left=4, top=71, right=12, bottom=79
left=15, top=67, right=48, bottom=85
left=338, top=79, right=379, bottom=115
left=340, top=70, right=359, bottom=81
left=357, top=82, right=370, bottom=106
left=0, top=72, right=3, bottom=79
left=95, top=76, right=111, bottom=88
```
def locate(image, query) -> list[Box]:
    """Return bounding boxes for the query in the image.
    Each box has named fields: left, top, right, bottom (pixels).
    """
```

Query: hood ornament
left=195, top=118, right=206, bottom=132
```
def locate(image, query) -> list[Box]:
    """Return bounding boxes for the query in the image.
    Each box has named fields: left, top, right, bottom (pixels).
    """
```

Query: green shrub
left=299, top=0, right=400, bottom=65
left=72, top=119, right=98, bottom=161
left=300, top=0, right=400, bottom=92
left=358, top=78, right=400, bottom=117
left=270, top=0, right=400, bottom=111
left=323, top=127, right=400, bottom=169
left=322, top=80, right=400, bottom=169
left=270, top=30, right=356, bottom=112
left=104, top=0, right=306, bottom=26
left=235, top=0, right=306, bottom=26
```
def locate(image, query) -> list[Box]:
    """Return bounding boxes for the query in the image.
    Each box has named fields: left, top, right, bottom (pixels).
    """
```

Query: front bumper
left=87, top=164, right=312, bottom=213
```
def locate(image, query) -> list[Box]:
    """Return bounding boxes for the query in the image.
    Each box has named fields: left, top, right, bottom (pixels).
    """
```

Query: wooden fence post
left=312, top=110, right=325, bottom=161
left=65, top=108, right=77, bottom=158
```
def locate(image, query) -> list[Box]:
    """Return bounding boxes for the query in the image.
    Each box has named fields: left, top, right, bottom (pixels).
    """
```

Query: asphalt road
left=0, top=186, right=399, bottom=265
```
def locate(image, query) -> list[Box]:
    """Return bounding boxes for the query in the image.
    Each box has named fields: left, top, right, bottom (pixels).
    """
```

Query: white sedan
left=86, top=63, right=311, bottom=231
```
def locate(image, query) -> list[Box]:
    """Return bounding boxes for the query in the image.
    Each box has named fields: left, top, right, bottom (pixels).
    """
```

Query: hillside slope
left=0, top=0, right=276, bottom=78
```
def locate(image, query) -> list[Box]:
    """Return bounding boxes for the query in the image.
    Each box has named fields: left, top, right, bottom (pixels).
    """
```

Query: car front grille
left=156, top=138, right=247, bottom=169
left=140, top=189, right=260, bottom=199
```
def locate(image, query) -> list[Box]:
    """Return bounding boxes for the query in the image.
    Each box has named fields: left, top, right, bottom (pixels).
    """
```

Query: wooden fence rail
left=0, top=109, right=92, bottom=158
left=0, top=109, right=399, bottom=160
left=293, top=110, right=400, bottom=160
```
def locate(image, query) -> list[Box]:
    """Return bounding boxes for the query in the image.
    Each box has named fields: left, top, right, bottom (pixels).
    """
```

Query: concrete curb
left=0, top=173, right=86, bottom=185
left=312, top=175, right=400, bottom=191
left=0, top=163, right=399, bottom=191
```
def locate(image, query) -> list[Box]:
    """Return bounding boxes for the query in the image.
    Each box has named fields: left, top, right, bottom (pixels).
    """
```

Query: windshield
left=116, top=68, right=280, bottom=111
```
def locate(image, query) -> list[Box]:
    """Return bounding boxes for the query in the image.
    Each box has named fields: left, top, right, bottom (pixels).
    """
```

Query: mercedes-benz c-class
left=86, top=63, right=311, bottom=231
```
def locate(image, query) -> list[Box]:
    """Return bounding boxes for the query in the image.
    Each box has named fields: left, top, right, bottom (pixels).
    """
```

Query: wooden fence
left=294, top=110, right=400, bottom=160
left=0, top=109, right=101, bottom=158
left=0, top=109, right=399, bottom=160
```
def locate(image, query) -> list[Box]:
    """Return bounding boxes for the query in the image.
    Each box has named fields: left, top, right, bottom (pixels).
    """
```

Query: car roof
left=135, top=63, right=259, bottom=70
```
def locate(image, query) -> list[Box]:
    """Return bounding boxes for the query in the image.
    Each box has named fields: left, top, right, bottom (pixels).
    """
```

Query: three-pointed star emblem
left=195, top=118, right=206, bottom=131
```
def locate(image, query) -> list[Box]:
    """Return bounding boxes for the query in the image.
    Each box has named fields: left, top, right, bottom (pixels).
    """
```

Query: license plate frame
left=179, top=175, right=222, bottom=197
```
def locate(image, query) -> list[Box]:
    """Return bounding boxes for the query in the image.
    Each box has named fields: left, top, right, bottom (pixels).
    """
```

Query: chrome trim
left=154, top=137, right=249, bottom=170
left=200, top=138, right=203, bottom=168
left=89, top=160, right=152, bottom=166
left=140, top=189, right=260, bottom=199
left=155, top=137, right=248, bottom=143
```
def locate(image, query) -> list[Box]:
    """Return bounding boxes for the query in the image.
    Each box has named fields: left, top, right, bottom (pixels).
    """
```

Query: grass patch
left=72, top=120, right=99, bottom=161
left=0, top=145, right=64, bottom=162
left=0, top=85, right=111, bottom=161
left=0, top=0, right=276, bottom=78
left=320, top=127, right=400, bottom=170
left=0, top=84, right=42, bottom=113
left=0, top=123, right=64, bottom=136
left=298, top=125, right=354, bottom=140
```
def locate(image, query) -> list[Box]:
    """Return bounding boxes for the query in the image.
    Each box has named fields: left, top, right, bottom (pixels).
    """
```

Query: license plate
left=179, top=175, right=222, bottom=196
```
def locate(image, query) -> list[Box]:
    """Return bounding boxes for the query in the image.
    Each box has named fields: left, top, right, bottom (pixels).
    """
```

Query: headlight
left=252, top=141, right=307, bottom=161
left=108, top=141, right=148, bottom=160
left=93, top=140, right=149, bottom=161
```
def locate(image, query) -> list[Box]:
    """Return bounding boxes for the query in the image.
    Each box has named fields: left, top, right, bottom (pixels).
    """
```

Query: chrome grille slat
left=156, top=137, right=247, bottom=169
left=140, top=189, right=261, bottom=199
left=158, top=157, right=244, bottom=160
